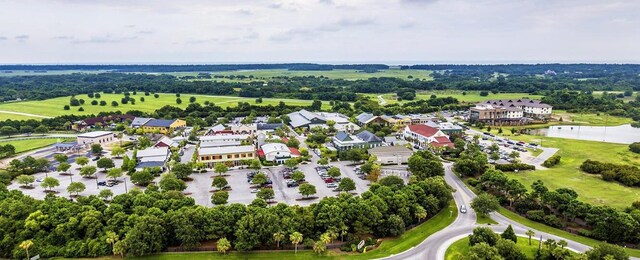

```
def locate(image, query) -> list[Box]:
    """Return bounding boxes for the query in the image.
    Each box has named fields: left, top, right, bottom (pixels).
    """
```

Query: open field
left=444, top=235, right=570, bottom=260
left=552, top=110, right=633, bottom=126
left=0, top=137, right=71, bottom=154
left=0, top=112, right=45, bottom=121
left=364, top=91, right=543, bottom=105
left=0, top=93, right=326, bottom=119
left=131, top=202, right=457, bottom=260
left=158, top=69, right=434, bottom=82
left=480, top=131, right=640, bottom=209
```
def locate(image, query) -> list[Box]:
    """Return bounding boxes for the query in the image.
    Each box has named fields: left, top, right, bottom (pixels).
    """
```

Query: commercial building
left=230, top=123, right=257, bottom=134
left=141, top=119, right=187, bottom=134
left=287, top=110, right=355, bottom=131
left=200, top=134, right=250, bottom=144
left=259, top=143, right=300, bottom=164
left=131, top=117, right=153, bottom=128
left=403, top=125, right=454, bottom=148
left=198, top=145, right=256, bottom=167
left=368, top=146, right=413, bottom=165
left=470, top=99, right=552, bottom=124
left=154, top=136, right=179, bottom=148
left=77, top=131, right=116, bottom=146
left=134, top=147, right=171, bottom=171
left=72, top=114, right=135, bottom=131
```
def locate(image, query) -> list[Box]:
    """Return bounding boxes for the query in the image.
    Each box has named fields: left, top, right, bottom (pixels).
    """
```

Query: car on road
left=250, top=189, right=260, bottom=193
left=36, top=178, right=43, bottom=182
left=460, top=205, right=467, bottom=214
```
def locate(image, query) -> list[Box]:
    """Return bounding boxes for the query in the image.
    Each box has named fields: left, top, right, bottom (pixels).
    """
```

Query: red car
left=324, top=178, right=334, bottom=183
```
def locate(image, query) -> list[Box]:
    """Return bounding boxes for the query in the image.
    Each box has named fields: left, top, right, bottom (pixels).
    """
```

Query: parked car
left=250, top=189, right=260, bottom=193
left=92, top=156, right=101, bottom=161
left=326, top=183, right=337, bottom=188
left=324, top=178, right=334, bottom=183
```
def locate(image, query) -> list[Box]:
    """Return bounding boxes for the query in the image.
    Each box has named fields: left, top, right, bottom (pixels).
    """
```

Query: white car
left=250, top=189, right=260, bottom=193
left=326, top=183, right=338, bottom=188
left=460, top=205, right=467, bottom=214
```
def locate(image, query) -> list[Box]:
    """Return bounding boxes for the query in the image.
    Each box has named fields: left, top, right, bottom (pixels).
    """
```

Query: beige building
left=368, top=146, right=413, bottom=165
left=198, top=145, right=256, bottom=167
left=77, top=131, right=116, bottom=147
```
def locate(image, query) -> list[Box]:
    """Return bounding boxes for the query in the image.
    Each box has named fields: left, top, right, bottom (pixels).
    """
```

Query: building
left=256, top=123, right=283, bottom=134
left=200, top=134, right=250, bottom=144
left=332, top=131, right=366, bottom=151
left=141, top=119, right=187, bottom=134
left=134, top=147, right=170, bottom=171
left=471, top=99, right=552, bottom=123
left=154, top=136, right=179, bottom=148
left=131, top=117, right=153, bottom=128
left=403, top=125, right=454, bottom=148
left=356, top=130, right=384, bottom=148
left=259, top=143, right=300, bottom=164
left=437, top=122, right=464, bottom=135
left=72, top=114, right=135, bottom=131
left=287, top=110, right=353, bottom=130
left=77, top=131, right=116, bottom=146
left=355, top=113, right=392, bottom=126
left=368, top=146, right=413, bottom=165
left=198, top=145, right=256, bottom=167
left=204, top=124, right=226, bottom=136
left=230, top=123, right=257, bottom=134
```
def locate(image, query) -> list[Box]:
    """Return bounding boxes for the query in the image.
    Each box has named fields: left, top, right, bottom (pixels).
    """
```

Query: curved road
left=382, top=162, right=638, bottom=260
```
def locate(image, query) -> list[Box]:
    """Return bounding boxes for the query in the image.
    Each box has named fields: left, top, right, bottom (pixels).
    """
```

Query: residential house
left=356, top=130, right=383, bottom=148
left=259, top=143, right=300, bottom=164
left=355, top=113, right=392, bottom=127
left=230, top=123, right=257, bottom=134
left=131, top=117, right=153, bottom=128
left=204, top=124, right=226, bottom=136
left=154, top=136, right=179, bottom=148
left=332, top=131, right=366, bottom=151
left=72, top=114, right=135, bottom=131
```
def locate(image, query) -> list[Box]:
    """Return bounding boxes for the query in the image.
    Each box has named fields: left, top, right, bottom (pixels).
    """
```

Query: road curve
left=380, top=163, right=638, bottom=260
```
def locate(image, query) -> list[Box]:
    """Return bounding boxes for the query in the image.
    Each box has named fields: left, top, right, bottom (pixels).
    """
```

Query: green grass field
left=0, top=93, right=326, bottom=119
left=0, top=112, right=46, bottom=121
left=132, top=202, right=457, bottom=260
left=479, top=130, right=640, bottom=209
left=445, top=236, right=562, bottom=260
left=0, top=138, right=71, bottom=154
left=477, top=215, right=498, bottom=225
left=552, top=110, right=633, bottom=126
left=161, top=69, right=433, bottom=82
left=364, top=91, right=543, bottom=105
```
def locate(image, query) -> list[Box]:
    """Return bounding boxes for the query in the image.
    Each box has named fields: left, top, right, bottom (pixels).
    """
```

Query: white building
left=260, top=143, right=300, bottom=164
left=77, top=131, right=115, bottom=146
left=200, top=134, right=250, bottom=143
left=368, top=146, right=414, bottom=165
left=403, top=125, right=454, bottom=148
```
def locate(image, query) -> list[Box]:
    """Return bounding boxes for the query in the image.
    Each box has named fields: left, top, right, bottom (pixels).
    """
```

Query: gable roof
left=144, top=119, right=176, bottom=128
left=80, top=114, right=134, bottom=126
left=356, top=113, right=376, bottom=124
left=407, top=124, right=440, bottom=137
left=132, top=117, right=153, bottom=126
left=431, top=136, right=454, bottom=147
left=257, top=123, right=283, bottom=130
left=357, top=130, right=383, bottom=143
left=334, top=131, right=351, bottom=142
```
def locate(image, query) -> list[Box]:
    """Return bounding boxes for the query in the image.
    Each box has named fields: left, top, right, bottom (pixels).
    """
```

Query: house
left=134, top=147, right=170, bottom=171
left=230, top=123, right=257, bottom=134
left=259, top=143, right=300, bottom=164
left=332, top=131, right=366, bottom=151
left=437, top=122, right=464, bottom=135
left=77, top=131, right=116, bottom=146
left=72, top=114, right=135, bottom=131
left=334, top=122, right=361, bottom=134
left=368, top=146, right=413, bottom=165
left=257, top=123, right=283, bottom=134
left=383, top=136, right=408, bottom=146
left=356, top=130, right=383, bottom=148
left=403, top=125, right=454, bottom=148
left=154, top=136, right=179, bottom=148
left=355, top=113, right=392, bottom=126
left=204, top=124, right=226, bottom=136
left=200, top=140, right=242, bottom=148
left=198, top=145, right=256, bottom=167
left=131, top=117, right=153, bottom=128
left=141, top=119, right=187, bottom=134
left=287, top=110, right=352, bottom=130
left=200, top=134, right=250, bottom=144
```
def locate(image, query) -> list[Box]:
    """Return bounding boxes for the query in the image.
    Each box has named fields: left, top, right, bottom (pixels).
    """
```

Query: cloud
left=0, top=36, right=7, bottom=41
left=271, top=17, right=375, bottom=42
left=15, top=35, right=29, bottom=41
left=268, top=3, right=283, bottom=9
left=319, top=0, right=333, bottom=5
left=72, top=35, right=138, bottom=44
left=186, top=33, right=259, bottom=45
left=124, top=24, right=136, bottom=28
left=53, top=35, right=74, bottom=40
left=135, top=30, right=154, bottom=35
left=236, top=9, right=252, bottom=15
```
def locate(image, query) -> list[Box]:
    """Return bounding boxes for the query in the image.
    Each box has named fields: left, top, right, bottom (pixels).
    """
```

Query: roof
left=200, top=134, right=249, bottom=141
left=368, top=145, right=413, bottom=156
left=357, top=130, right=383, bottom=143
left=479, top=99, right=552, bottom=109
left=407, top=125, right=440, bottom=137
left=54, top=142, right=78, bottom=148
left=136, top=161, right=166, bottom=169
left=431, top=136, right=454, bottom=148
left=261, top=143, right=290, bottom=155
left=199, top=145, right=255, bottom=155
left=155, top=136, right=179, bottom=147
left=334, top=131, right=351, bottom=142
left=144, top=119, right=176, bottom=128
left=200, top=141, right=242, bottom=148
left=78, top=131, right=113, bottom=138
left=132, top=117, right=153, bottom=126
left=136, top=147, right=170, bottom=158
left=257, top=123, right=283, bottom=130
left=80, top=114, right=134, bottom=126
left=288, top=109, right=329, bottom=128
left=356, top=113, right=375, bottom=124
left=208, top=124, right=226, bottom=132
left=289, top=147, right=301, bottom=156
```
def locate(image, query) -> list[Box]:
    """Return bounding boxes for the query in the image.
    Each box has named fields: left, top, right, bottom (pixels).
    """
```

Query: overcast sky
left=0, top=0, right=639, bottom=64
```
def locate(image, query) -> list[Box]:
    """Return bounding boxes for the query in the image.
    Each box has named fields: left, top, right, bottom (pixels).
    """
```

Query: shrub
left=630, top=142, right=640, bottom=154
left=526, top=210, right=545, bottom=222
left=543, top=214, right=564, bottom=228
left=494, top=163, right=535, bottom=172
left=542, top=155, right=561, bottom=168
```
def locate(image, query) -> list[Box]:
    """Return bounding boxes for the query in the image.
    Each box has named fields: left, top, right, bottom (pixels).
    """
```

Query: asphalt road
left=380, top=162, right=638, bottom=260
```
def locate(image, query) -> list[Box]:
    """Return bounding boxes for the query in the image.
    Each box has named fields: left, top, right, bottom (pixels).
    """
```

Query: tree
left=290, top=232, right=303, bottom=254
left=67, top=182, right=86, bottom=196
left=19, top=240, right=34, bottom=260
left=252, top=172, right=268, bottom=186
left=99, top=189, right=114, bottom=201
left=0, top=126, right=17, bottom=137
left=313, top=240, right=326, bottom=255
left=495, top=239, right=526, bottom=260
left=211, top=191, right=229, bottom=205
left=284, top=158, right=299, bottom=169
left=257, top=188, right=275, bottom=202
left=91, top=143, right=103, bottom=155
left=57, top=162, right=71, bottom=174
left=214, top=163, right=228, bottom=176
left=415, top=205, right=428, bottom=223
left=248, top=159, right=262, bottom=170
left=107, top=168, right=123, bottom=181
left=291, top=170, right=305, bottom=183
left=176, top=98, right=182, bottom=104
left=75, top=156, right=89, bottom=167
left=111, top=101, right=119, bottom=106
left=378, top=176, right=405, bottom=188
left=471, top=193, right=500, bottom=217
left=131, top=169, right=154, bottom=186
left=501, top=225, right=517, bottom=243
left=54, top=153, right=68, bottom=163
left=172, top=163, right=193, bottom=180
left=318, top=157, right=329, bottom=165
left=338, top=177, right=356, bottom=192
left=467, top=242, right=501, bottom=260
left=299, top=183, right=316, bottom=198
left=111, top=147, right=126, bottom=157
left=328, top=167, right=341, bottom=178
left=35, top=125, right=48, bottom=134
left=586, top=244, right=629, bottom=260
left=41, top=176, right=59, bottom=192
left=79, top=165, right=97, bottom=178
left=469, top=227, right=499, bottom=246
left=525, top=229, right=535, bottom=245
left=217, top=238, right=231, bottom=254
left=212, top=176, right=228, bottom=190
left=159, top=173, right=187, bottom=191
left=97, top=157, right=115, bottom=172
left=15, top=174, right=35, bottom=188
left=629, top=142, right=640, bottom=154
left=273, top=232, right=285, bottom=248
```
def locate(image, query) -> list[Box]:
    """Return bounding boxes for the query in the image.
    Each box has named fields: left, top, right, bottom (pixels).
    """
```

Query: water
left=530, top=124, right=640, bottom=144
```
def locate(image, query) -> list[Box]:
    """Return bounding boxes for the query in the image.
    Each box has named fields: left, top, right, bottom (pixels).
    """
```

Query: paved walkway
left=0, top=110, right=52, bottom=118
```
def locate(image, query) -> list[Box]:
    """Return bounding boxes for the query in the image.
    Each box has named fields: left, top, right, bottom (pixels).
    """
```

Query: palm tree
left=290, top=232, right=303, bottom=254
left=273, top=231, right=285, bottom=248
left=105, top=231, right=119, bottom=255
left=217, top=238, right=231, bottom=254
left=526, top=229, right=535, bottom=245
left=19, top=240, right=34, bottom=260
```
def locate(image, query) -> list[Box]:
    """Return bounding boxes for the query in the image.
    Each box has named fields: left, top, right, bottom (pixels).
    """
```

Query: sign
left=357, top=240, right=365, bottom=250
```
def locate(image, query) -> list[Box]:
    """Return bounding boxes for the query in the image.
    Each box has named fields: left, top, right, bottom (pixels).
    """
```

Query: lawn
left=477, top=215, right=498, bottom=225
left=364, top=91, right=543, bottom=105
left=0, top=137, right=71, bottom=154
left=497, top=208, right=640, bottom=258
left=164, top=69, right=434, bottom=82
left=0, top=113, right=46, bottom=121
left=478, top=131, right=640, bottom=209
left=444, top=235, right=565, bottom=260
left=132, top=201, right=458, bottom=260
left=552, top=110, right=633, bottom=126
left=0, top=93, right=326, bottom=119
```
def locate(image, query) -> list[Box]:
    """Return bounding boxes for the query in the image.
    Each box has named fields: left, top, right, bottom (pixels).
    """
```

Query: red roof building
left=403, top=124, right=454, bottom=148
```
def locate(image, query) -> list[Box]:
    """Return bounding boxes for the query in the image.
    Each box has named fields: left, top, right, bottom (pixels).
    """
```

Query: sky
left=0, top=0, right=639, bottom=64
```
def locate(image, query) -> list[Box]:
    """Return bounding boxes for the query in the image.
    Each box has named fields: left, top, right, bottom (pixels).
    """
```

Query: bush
left=543, top=214, right=564, bottom=228
left=542, top=155, right=561, bottom=168
left=494, top=163, right=535, bottom=172
left=467, top=177, right=479, bottom=187
left=526, top=210, right=545, bottom=222
left=630, top=142, right=640, bottom=153
left=579, top=159, right=640, bottom=187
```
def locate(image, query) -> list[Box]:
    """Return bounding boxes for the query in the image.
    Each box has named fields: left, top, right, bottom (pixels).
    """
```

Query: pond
left=529, top=124, right=640, bottom=144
